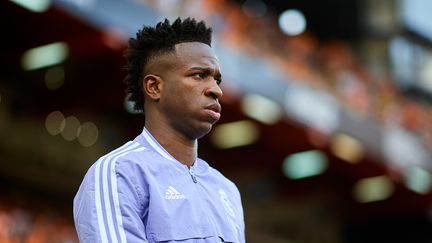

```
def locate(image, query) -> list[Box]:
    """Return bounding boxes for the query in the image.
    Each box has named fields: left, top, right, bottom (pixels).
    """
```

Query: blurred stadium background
left=1, top=0, right=432, bottom=242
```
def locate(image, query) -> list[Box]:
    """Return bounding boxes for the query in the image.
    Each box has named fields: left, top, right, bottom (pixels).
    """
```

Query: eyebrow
left=190, top=67, right=222, bottom=79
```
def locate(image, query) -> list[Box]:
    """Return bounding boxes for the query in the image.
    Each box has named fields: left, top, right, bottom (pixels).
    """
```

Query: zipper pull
left=188, top=167, right=198, bottom=183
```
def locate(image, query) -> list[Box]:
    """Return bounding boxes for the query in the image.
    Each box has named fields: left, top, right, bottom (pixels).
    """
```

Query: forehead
left=173, top=42, right=219, bottom=68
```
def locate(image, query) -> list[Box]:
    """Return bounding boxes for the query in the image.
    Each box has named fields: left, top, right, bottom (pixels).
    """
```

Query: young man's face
left=158, top=42, right=223, bottom=140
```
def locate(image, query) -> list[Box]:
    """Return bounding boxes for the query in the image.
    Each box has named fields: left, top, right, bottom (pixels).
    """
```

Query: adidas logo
left=165, top=186, right=186, bottom=200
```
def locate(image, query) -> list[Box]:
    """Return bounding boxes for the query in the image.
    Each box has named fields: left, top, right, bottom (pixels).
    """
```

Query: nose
left=205, top=80, right=223, bottom=100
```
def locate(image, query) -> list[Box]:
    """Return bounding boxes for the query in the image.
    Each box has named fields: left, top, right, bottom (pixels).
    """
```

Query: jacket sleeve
left=73, top=157, right=148, bottom=243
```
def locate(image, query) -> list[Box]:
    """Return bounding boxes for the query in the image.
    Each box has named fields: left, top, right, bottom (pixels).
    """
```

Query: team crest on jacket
left=218, top=189, right=235, bottom=217
left=218, top=188, right=239, bottom=231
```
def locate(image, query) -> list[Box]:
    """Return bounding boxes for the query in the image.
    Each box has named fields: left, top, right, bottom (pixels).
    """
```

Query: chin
left=194, top=124, right=213, bottom=139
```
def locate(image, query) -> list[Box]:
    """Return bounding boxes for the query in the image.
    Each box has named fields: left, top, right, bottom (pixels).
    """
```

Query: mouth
left=204, top=103, right=221, bottom=121
left=205, top=103, right=221, bottom=114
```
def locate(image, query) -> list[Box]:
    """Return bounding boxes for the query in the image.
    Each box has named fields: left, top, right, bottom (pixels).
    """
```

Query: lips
left=205, top=103, right=221, bottom=114
left=204, top=103, right=222, bottom=121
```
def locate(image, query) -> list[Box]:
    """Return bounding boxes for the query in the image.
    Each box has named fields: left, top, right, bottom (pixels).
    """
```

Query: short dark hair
left=124, top=17, right=213, bottom=112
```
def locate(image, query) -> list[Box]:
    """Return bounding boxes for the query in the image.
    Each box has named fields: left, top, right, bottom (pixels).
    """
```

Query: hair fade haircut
left=124, top=17, right=213, bottom=113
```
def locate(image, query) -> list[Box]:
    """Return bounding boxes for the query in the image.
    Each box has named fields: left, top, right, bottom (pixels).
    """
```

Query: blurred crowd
left=0, top=191, right=77, bottom=243
left=145, top=0, right=432, bottom=151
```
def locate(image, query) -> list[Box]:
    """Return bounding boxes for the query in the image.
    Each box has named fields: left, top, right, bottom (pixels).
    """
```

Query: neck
left=145, top=121, right=197, bottom=167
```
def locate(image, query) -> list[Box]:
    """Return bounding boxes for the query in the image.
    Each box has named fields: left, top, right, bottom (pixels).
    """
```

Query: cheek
left=164, top=86, right=192, bottom=108
left=164, top=80, right=204, bottom=108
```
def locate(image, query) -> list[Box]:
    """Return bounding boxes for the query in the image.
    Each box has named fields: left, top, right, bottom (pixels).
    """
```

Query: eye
left=215, top=78, right=222, bottom=85
left=193, top=73, right=206, bottom=79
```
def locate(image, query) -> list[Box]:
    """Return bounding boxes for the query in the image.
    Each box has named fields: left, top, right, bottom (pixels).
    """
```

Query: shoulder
left=107, top=141, right=149, bottom=165
left=76, top=141, right=153, bottom=206
left=82, top=141, right=152, bottom=181
left=112, top=142, right=149, bottom=170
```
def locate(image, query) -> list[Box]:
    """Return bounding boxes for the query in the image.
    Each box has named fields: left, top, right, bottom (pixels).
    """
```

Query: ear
left=142, top=74, right=163, bottom=101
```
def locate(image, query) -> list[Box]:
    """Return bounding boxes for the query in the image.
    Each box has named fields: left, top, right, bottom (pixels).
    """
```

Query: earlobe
left=143, top=74, right=162, bottom=101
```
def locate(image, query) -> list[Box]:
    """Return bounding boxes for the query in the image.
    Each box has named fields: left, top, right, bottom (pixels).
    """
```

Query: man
left=73, top=17, right=246, bottom=243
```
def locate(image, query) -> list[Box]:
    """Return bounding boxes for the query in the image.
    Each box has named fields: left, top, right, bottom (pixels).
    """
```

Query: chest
left=144, top=169, right=241, bottom=242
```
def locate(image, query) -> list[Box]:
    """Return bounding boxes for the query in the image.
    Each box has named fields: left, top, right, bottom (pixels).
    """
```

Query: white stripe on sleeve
left=111, top=146, right=147, bottom=243
left=94, top=141, right=137, bottom=242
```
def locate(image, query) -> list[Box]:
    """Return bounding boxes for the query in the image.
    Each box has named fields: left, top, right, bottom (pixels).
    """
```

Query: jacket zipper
left=188, top=166, right=198, bottom=183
